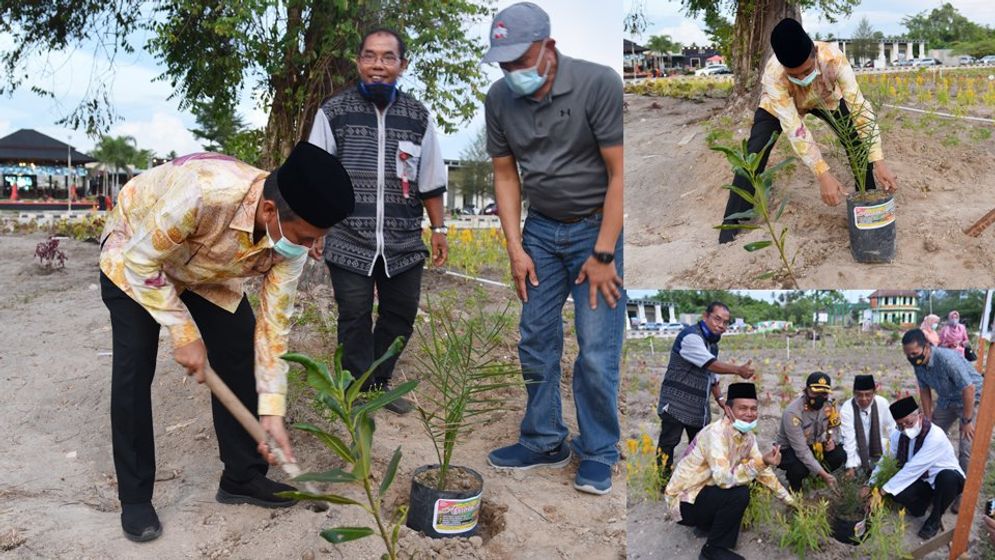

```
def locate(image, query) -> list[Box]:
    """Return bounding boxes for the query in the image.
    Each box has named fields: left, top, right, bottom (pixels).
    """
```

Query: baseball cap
left=482, top=2, right=551, bottom=64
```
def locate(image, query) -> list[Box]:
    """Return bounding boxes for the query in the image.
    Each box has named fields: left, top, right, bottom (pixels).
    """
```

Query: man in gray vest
left=657, top=302, right=755, bottom=476
left=308, top=28, right=448, bottom=414
left=480, top=2, right=624, bottom=495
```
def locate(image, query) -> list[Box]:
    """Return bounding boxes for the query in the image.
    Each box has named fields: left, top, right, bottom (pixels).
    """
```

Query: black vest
left=657, top=323, right=719, bottom=427
left=321, top=88, right=430, bottom=276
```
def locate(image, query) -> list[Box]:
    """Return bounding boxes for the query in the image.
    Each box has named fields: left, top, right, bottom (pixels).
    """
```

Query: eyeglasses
left=359, top=52, right=400, bottom=65
left=707, top=314, right=730, bottom=326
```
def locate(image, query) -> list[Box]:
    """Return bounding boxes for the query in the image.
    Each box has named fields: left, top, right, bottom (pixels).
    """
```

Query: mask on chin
left=358, top=81, right=398, bottom=107
left=699, top=320, right=722, bottom=343
left=732, top=418, right=758, bottom=433
left=787, top=67, right=820, bottom=87
left=807, top=395, right=827, bottom=410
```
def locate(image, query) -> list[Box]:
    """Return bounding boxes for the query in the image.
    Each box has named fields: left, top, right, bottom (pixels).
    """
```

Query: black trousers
left=327, top=259, right=423, bottom=391
left=100, top=273, right=267, bottom=504
left=720, top=101, right=878, bottom=243
left=892, top=470, right=964, bottom=525
left=657, top=411, right=704, bottom=474
left=679, top=485, right=751, bottom=549
left=778, top=443, right=846, bottom=491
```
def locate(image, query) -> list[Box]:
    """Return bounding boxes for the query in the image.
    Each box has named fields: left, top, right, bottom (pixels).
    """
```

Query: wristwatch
left=592, top=250, right=614, bottom=264
left=431, top=225, right=448, bottom=235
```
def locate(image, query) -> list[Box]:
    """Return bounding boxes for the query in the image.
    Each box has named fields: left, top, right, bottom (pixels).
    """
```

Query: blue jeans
left=517, top=211, right=625, bottom=466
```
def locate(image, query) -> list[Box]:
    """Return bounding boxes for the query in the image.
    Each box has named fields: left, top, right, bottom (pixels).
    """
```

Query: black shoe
left=918, top=519, right=943, bottom=540
left=718, top=224, right=740, bottom=244
left=699, top=544, right=745, bottom=560
left=216, top=473, right=297, bottom=508
left=384, top=396, right=414, bottom=415
left=692, top=526, right=709, bottom=538
left=121, top=502, right=162, bottom=542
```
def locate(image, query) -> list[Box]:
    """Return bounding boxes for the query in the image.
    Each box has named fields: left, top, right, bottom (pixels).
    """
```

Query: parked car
left=980, top=55, right=995, bottom=66
left=912, top=57, right=941, bottom=67
left=662, top=322, right=685, bottom=333
left=481, top=202, right=498, bottom=215
left=694, top=64, right=731, bottom=76
left=958, top=55, right=976, bottom=66
left=893, top=59, right=913, bottom=68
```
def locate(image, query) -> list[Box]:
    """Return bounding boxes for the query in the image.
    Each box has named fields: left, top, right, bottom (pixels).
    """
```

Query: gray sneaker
left=384, top=396, right=414, bottom=415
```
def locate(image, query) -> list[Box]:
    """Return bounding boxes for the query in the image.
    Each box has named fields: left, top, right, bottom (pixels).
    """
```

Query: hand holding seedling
left=872, top=161, right=898, bottom=193
left=818, top=172, right=849, bottom=206
left=257, top=415, right=296, bottom=465
left=737, top=360, right=755, bottom=380
left=175, top=339, right=207, bottom=383
left=509, top=246, right=538, bottom=302
left=820, top=470, right=838, bottom=489
left=575, top=256, right=623, bottom=310
left=763, top=443, right=782, bottom=467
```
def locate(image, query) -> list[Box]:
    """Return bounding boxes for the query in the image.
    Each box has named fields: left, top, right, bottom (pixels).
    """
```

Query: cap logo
left=493, top=21, right=509, bottom=40
left=820, top=377, right=828, bottom=385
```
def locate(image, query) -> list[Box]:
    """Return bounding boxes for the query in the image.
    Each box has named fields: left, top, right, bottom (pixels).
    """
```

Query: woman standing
left=939, top=310, right=969, bottom=357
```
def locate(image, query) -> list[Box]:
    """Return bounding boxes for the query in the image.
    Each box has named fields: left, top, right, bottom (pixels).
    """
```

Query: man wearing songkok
left=867, top=396, right=965, bottom=539
left=840, top=374, right=895, bottom=476
left=666, top=383, right=794, bottom=560
left=718, top=17, right=898, bottom=243
left=99, top=144, right=354, bottom=542
left=776, top=371, right=845, bottom=491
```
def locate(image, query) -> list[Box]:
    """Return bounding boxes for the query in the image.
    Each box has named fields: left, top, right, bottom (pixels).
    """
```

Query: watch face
left=594, top=251, right=614, bottom=263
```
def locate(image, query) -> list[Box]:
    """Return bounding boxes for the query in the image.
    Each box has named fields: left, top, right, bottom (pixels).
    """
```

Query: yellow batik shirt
left=664, top=417, right=794, bottom=519
left=99, top=153, right=306, bottom=416
left=758, top=41, right=884, bottom=177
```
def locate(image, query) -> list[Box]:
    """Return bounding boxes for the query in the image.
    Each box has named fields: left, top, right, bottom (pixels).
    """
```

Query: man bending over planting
left=99, top=144, right=353, bottom=542
left=718, top=17, right=899, bottom=244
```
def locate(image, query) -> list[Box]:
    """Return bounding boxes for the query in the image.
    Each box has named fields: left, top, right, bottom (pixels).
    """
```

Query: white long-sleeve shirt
left=839, top=395, right=896, bottom=469
left=871, top=423, right=964, bottom=495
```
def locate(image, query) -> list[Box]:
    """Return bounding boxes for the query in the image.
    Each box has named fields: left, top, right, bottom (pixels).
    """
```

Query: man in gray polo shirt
left=480, top=2, right=624, bottom=496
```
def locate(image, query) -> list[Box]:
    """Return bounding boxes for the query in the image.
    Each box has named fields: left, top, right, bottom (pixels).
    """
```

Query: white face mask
left=903, top=420, right=921, bottom=439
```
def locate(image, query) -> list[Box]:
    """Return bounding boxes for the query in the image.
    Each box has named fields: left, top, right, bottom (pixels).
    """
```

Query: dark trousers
left=778, top=443, right=846, bottom=491
left=100, top=273, right=267, bottom=504
left=327, top=259, right=423, bottom=390
left=679, top=485, right=751, bottom=549
left=657, top=411, right=704, bottom=474
left=892, top=470, right=964, bottom=525
left=720, top=101, right=878, bottom=242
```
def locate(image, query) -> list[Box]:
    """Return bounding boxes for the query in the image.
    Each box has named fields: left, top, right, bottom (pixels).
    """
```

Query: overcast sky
left=0, top=0, right=620, bottom=161
left=625, top=0, right=995, bottom=46
left=626, top=290, right=876, bottom=303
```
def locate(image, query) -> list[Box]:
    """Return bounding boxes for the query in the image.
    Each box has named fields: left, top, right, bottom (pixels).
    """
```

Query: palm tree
left=647, top=34, right=682, bottom=73
left=91, top=135, right=138, bottom=197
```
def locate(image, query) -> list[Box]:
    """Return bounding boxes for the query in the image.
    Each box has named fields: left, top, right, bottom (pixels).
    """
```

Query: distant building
left=868, top=290, right=919, bottom=326
left=820, top=37, right=927, bottom=69
left=682, top=45, right=723, bottom=69
left=0, top=129, right=95, bottom=201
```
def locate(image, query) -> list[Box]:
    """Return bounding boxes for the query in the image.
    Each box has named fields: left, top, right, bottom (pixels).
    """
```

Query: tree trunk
left=728, top=0, right=801, bottom=112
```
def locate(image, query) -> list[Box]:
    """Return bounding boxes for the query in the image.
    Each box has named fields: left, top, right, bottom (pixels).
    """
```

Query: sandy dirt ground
left=624, top=334, right=993, bottom=560
left=0, top=233, right=625, bottom=560
left=623, top=94, right=995, bottom=289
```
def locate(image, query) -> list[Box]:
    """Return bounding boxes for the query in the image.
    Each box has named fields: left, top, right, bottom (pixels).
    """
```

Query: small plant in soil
left=35, top=237, right=67, bottom=270
left=858, top=488, right=910, bottom=560
left=867, top=453, right=901, bottom=493
left=831, top=473, right=866, bottom=522
left=411, top=297, right=519, bottom=492
left=281, top=339, right=418, bottom=560
left=625, top=433, right=666, bottom=502
left=741, top=482, right=775, bottom=533
left=815, top=98, right=881, bottom=202
left=712, top=134, right=799, bottom=287
left=776, top=495, right=831, bottom=559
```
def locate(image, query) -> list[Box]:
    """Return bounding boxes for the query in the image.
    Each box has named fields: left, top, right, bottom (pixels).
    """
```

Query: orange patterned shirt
left=99, top=153, right=306, bottom=416
left=759, top=41, right=884, bottom=177
left=664, top=417, right=793, bottom=520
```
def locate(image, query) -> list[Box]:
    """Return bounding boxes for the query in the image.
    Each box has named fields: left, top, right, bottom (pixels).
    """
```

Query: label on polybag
left=853, top=198, right=896, bottom=230
left=432, top=494, right=482, bottom=534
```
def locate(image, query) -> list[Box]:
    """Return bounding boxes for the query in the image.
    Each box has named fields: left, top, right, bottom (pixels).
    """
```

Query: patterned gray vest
left=321, top=87, right=430, bottom=276
left=657, top=323, right=720, bottom=428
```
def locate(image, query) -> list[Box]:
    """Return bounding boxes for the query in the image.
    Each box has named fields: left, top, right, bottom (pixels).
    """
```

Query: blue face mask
left=358, top=81, right=397, bottom=107
left=504, top=41, right=549, bottom=96
left=787, top=67, right=820, bottom=87
left=700, top=320, right=722, bottom=343
left=733, top=418, right=758, bottom=433
left=267, top=210, right=309, bottom=260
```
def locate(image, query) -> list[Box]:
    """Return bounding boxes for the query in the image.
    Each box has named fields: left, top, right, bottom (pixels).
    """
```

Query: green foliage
left=412, top=296, right=520, bottom=490
left=51, top=213, right=106, bottom=242
left=455, top=126, right=493, bottom=207
left=776, top=496, right=831, bottom=559
left=742, top=482, right=776, bottom=532
left=831, top=473, right=866, bottom=520
left=902, top=3, right=995, bottom=50
left=189, top=99, right=262, bottom=164
left=624, top=77, right=733, bottom=100
left=711, top=134, right=799, bottom=287
left=868, top=453, right=901, bottom=492
left=850, top=17, right=879, bottom=66
left=858, top=489, right=911, bottom=560
left=625, top=433, right=666, bottom=503
left=814, top=98, right=879, bottom=196
left=283, top=341, right=418, bottom=560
